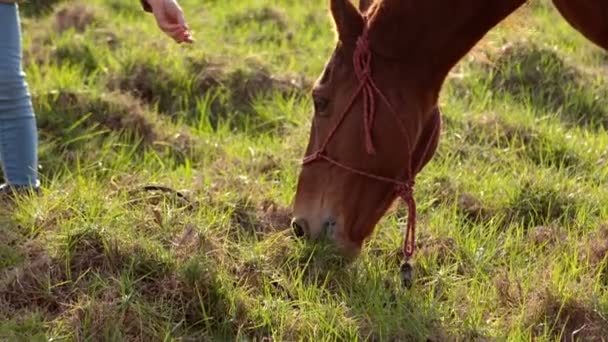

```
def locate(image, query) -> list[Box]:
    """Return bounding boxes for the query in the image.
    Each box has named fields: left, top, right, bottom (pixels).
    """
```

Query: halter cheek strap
left=302, top=24, right=422, bottom=260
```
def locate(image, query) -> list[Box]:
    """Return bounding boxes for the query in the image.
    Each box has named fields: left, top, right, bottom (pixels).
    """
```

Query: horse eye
left=313, top=96, right=329, bottom=114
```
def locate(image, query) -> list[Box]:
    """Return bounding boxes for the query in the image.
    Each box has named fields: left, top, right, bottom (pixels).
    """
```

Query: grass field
left=1, top=0, right=608, bottom=340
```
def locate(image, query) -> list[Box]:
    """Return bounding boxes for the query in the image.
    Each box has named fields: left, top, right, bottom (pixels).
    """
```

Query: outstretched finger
left=166, top=27, right=193, bottom=43
left=180, top=31, right=194, bottom=43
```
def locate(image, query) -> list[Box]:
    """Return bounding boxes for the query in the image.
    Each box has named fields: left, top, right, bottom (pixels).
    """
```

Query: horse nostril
left=323, top=217, right=337, bottom=237
left=291, top=218, right=308, bottom=238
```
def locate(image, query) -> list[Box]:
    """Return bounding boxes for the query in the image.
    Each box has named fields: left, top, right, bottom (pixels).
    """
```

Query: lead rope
left=353, top=29, right=377, bottom=155
left=303, top=24, right=418, bottom=287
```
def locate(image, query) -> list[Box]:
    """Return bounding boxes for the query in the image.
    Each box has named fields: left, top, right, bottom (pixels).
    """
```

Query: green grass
left=1, top=0, right=608, bottom=340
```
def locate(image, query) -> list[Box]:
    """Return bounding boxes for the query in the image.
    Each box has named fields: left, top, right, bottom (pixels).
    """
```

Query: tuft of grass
left=110, top=56, right=306, bottom=133
left=226, top=6, right=289, bottom=31
left=35, top=90, right=159, bottom=146
left=18, top=0, right=63, bottom=17
left=488, top=41, right=608, bottom=129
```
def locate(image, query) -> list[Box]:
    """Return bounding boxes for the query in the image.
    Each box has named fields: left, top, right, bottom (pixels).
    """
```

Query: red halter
left=302, top=25, right=418, bottom=260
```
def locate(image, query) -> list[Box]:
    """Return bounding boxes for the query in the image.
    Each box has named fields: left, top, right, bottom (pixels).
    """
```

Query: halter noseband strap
left=302, top=20, right=418, bottom=260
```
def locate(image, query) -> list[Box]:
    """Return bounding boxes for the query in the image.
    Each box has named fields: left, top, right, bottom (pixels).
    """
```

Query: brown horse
left=291, top=0, right=608, bottom=261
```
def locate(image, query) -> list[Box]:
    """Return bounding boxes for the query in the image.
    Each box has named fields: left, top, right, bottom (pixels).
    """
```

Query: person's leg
left=0, top=116, right=39, bottom=188
left=0, top=3, right=40, bottom=191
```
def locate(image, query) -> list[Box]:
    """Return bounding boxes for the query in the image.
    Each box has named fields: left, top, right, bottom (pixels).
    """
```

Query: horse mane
left=337, top=0, right=607, bottom=98
left=363, top=0, right=608, bottom=65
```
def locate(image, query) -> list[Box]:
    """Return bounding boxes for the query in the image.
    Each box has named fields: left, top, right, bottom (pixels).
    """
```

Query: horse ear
left=359, top=0, right=373, bottom=12
left=330, top=0, right=365, bottom=42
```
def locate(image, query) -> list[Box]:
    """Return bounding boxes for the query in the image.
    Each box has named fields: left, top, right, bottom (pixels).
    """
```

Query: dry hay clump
left=427, top=176, right=497, bottom=225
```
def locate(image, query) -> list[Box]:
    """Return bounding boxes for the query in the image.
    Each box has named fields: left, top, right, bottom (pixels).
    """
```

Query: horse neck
left=368, top=0, right=527, bottom=91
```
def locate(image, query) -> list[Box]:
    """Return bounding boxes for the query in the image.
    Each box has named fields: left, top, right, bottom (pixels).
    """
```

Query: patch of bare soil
left=125, top=185, right=195, bottom=212
left=54, top=4, right=98, bottom=33
left=66, top=297, right=149, bottom=341
left=0, top=241, right=66, bottom=316
left=0, top=226, right=238, bottom=336
left=491, top=267, right=608, bottom=340
left=428, top=176, right=497, bottom=225
left=526, top=291, right=608, bottom=341
left=56, top=256, right=231, bottom=340
left=418, top=237, right=459, bottom=267
left=528, top=225, right=566, bottom=249
left=229, top=199, right=292, bottom=237
left=22, top=30, right=54, bottom=67
left=385, top=233, right=469, bottom=287
left=493, top=271, right=524, bottom=309
left=457, top=193, right=496, bottom=224
left=1, top=229, right=158, bottom=318
left=578, top=224, right=608, bottom=288
left=169, top=224, right=215, bottom=262
left=579, top=224, right=608, bottom=266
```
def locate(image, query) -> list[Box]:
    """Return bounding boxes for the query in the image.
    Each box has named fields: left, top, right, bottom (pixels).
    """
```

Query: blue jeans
left=0, top=3, right=39, bottom=187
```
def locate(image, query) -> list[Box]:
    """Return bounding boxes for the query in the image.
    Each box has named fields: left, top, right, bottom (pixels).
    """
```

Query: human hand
left=146, top=0, right=194, bottom=44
